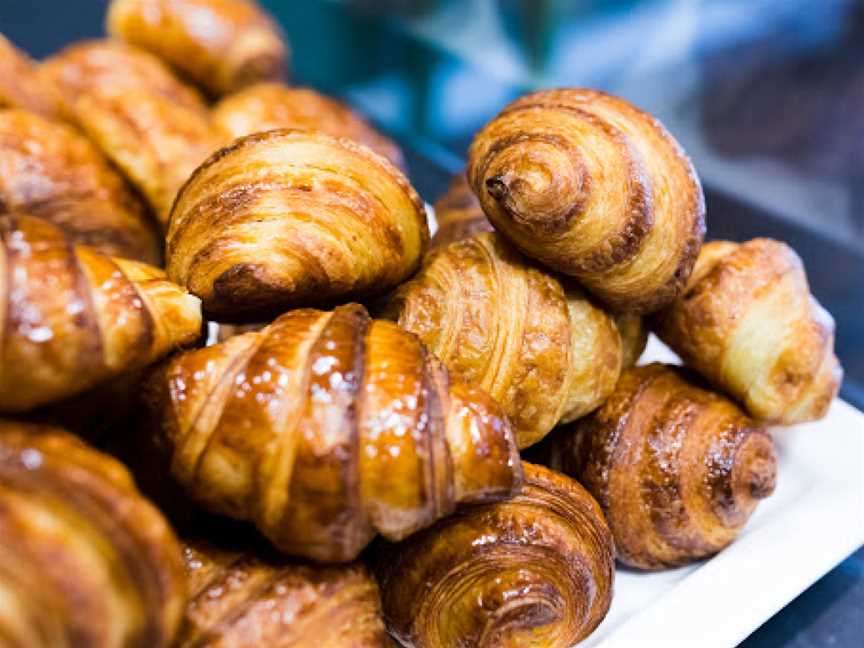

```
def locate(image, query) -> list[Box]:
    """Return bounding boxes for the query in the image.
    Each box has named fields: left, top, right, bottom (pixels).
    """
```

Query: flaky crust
left=377, top=463, right=614, bottom=648
left=549, top=364, right=777, bottom=569
left=107, top=0, right=288, bottom=96
left=167, top=129, right=429, bottom=319
left=651, top=239, right=843, bottom=424
left=391, top=231, right=622, bottom=448
left=213, top=82, right=404, bottom=168
left=180, top=540, right=390, bottom=647
left=467, top=88, right=705, bottom=313
left=146, top=303, right=522, bottom=562
left=429, top=173, right=493, bottom=251
left=0, top=109, right=160, bottom=264
left=0, top=34, right=63, bottom=119
left=0, top=420, right=186, bottom=647
left=0, top=214, right=202, bottom=413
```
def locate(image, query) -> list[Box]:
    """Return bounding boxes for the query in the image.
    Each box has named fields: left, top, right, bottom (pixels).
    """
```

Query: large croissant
left=0, top=420, right=186, bottom=647
left=377, top=462, right=614, bottom=648
left=0, top=213, right=202, bottom=413
left=107, top=0, right=289, bottom=96
left=146, top=303, right=522, bottom=562
left=167, top=130, right=429, bottom=319
left=0, top=108, right=160, bottom=264
left=467, top=88, right=706, bottom=313
left=181, top=539, right=390, bottom=647
left=390, top=231, right=622, bottom=448
left=213, top=82, right=404, bottom=169
left=548, top=363, right=778, bottom=569
left=0, top=34, right=63, bottom=119
left=651, top=239, right=843, bottom=424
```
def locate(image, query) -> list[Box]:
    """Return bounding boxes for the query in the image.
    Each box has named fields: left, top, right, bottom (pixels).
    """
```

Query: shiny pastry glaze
left=147, top=303, right=522, bottom=562
left=377, top=462, right=614, bottom=648
left=550, top=363, right=778, bottom=569
left=0, top=34, right=63, bottom=119
left=0, top=420, right=186, bottom=647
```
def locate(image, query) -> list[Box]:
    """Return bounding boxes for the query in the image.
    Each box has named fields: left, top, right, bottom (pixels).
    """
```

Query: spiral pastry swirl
left=549, top=363, right=778, bottom=569
left=377, top=462, right=614, bottom=648
left=468, top=88, right=705, bottom=313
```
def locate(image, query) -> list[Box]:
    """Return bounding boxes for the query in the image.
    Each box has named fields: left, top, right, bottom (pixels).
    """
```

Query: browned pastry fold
left=180, top=539, right=391, bottom=647
left=0, top=420, right=186, bottom=647
left=467, top=88, right=706, bottom=313
left=213, top=82, right=404, bottom=168
left=107, top=0, right=289, bottom=96
left=389, top=231, right=622, bottom=448
left=548, top=363, right=778, bottom=570
left=145, top=303, right=522, bottom=562
left=167, top=129, right=429, bottom=319
left=429, top=173, right=493, bottom=251
left=0, top=34, right=63, bottom=119
left=614, top=312, right=648, bottom=368
left=0, top=213, right=202, bottom=413
left=651, top=239, right=842, bottom=424
left=0, top=109, right=160, bottom=264
left=376, top=462, right=614, bottom=648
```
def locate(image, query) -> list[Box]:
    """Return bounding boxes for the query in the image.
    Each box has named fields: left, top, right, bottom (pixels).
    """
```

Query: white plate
left=581, top=336, right=864, bottom=648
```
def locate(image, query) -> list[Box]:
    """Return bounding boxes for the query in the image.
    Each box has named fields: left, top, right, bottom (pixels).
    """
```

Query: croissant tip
left=486, top=175, right=510, bottom=202
left=747, top=456, right=778, bottom=500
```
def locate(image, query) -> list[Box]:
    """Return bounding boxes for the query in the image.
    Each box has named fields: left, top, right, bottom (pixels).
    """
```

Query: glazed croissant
left=213, top=82, right=404, bottom=168
left=0, top=213, right=202, bottom=413
left=0, top=109, right=160, bottom=264
left=651, top=239, right=843, bottom=424
left=146, top=303, right=522, bottom=562
left=0, top=420, right=186, bottom=647
left=548, top=363, right=778, bottom=569
left=0, top=34, right=63, bottom=119
left=376, top=463, right=614, bottom=648
left=181, top=539, right=390, bottom=647
left=429, top=173, right=493, bottom=251
left=467, top=88, right=706, bottom=313
left=167, top=129, right=429, bottom=319
left=389, top=231, right=623, bottom=448
left=107, top=0, right=289, bottom=96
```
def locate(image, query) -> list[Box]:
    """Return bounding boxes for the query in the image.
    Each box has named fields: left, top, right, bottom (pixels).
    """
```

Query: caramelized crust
left=0, top=214, right=202, bottom=413
left=167, top=130, right=429, bottom=319
left=0, top=34, right=63, bottom=119
left=549, top=364, right=777, bottom=569
left=390, top=231, right=622, bottom=448
left=377, top=463, right=614, bottom=648
left=107, top=0, right=288, bottom=96
left=180, top=540, right=390, bottom=647
left=467, top=88, right=706, bottom=313
left=213, top=82, right=404, bottom=168
left=0, top=109, right=160, bottom=264
left=0, top=420, right=186, bottom=647
left=429, top=173, right=493, bottom=251
left=651, top=239, right=843, bottom=424
left=146, top=303, right=522, bottom=562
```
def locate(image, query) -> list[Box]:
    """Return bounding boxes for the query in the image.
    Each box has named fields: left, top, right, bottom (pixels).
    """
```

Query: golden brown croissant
left=0, top=34, right=63, bottom=119
left=651, top=239, right=842, bottom=424
left=0, top=213, right=202, bottom=413
left=467, top=88, right=706, bottom=313
left=548, top=363, right=778, bottom=569
left=429, top=173, right=493, bottom=251
left=0, top=419, right=186, bottom=647
left=389, top=231, right=622, bottom=448
left=181, top=539, right=391, bottom=647
left=145, top=303, right=522, bottom=562
left=0, top=109, right=160, bottom=264
left=107, top=0, right=288, bottom=96
left=167, top=129, right=429, bottom=319
left=213, top=82, right=404, bottom=168
left=376, top=462, right=614, bottom=648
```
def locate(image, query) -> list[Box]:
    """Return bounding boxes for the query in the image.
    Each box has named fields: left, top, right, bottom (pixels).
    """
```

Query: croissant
left=107, top=0, right=288, bottom=96
left=467, top=88, right=706, bottom=313
left=376, top=462, right=614, bottom=648
left=651, top=239, right=842, bottom=424
left=389, top=231, right=622, bottom=448
left=0, top=213, right=202, bottom=413
left=0, top=109, right=160, bottom=264
left=145, top=303, right=522, bottom=562
left=213, top=82, right=404, bottom=168
left=429, top=173, right=493, bottom=250
left=0, top=420, right=186, bottom=647
left=181, top=539, right=390, bottom=647
left=547, top=363, right=778, bottom=569
left=167, top=130, right=429, bottom=319
left=0, top=34, right=63, bottom=119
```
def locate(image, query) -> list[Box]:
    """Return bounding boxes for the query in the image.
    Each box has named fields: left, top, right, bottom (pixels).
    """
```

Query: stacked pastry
left=0, top=1, right=844, bottom=647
